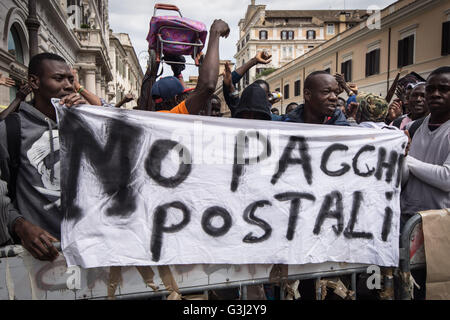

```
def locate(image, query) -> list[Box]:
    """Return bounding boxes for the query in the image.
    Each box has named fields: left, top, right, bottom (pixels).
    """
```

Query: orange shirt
left=157, top=100, right=189, bottom=114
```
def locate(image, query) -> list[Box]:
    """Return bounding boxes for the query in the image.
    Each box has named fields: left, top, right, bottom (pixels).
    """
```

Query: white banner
left=54, top=102, right=407, bottom=268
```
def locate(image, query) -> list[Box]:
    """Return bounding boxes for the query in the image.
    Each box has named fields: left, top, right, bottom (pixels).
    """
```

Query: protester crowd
left=0, top=18, right=448, bottom=299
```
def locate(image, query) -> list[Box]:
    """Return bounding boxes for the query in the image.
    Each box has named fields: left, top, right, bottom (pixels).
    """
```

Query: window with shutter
left=406, top=35, right=414, bottom=66
left=294, top=80, right=301, bottom=97
left=365, top=52, right=370, bottom=77
left=259, top=30, right=268, bottom=40
left=366, top=49, right=380, bottom=76
left=374, top=49, right=380, bottom=74
left=281, top=30, right=294, bottom=40
left=442, top=21, right=450, bottom=55
left=341, top=60, right=352, bottom=82
left=398, top=39, right=404, bottom=68
left=307, top=30, right=316, bottom=40
left=398, top=35, right=414, bottom=68
left=348, top=60, right=352, bottom=82
left=327, top=24, right=335, bottom=35
left=284, top=84, right=290, bottom=100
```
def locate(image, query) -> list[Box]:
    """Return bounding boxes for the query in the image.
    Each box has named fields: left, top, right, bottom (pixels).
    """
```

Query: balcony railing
left=74, top=28, right=102, bottom=47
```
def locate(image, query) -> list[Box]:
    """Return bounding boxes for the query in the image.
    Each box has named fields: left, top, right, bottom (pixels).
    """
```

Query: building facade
left=263, top=0, right=450, bottom=113
left=235, top=0, right=364, bottom=90
left=0, top=0, right=142, bottom=108
left=109, top=33, right=143, bottom=109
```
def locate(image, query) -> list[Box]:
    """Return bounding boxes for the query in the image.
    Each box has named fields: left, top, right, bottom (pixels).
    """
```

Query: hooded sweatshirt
left=233, top=83, right=272, bottom=120
left=224, top=73, right=277, bottom=120
left=0, top=101, right=62, bottom=241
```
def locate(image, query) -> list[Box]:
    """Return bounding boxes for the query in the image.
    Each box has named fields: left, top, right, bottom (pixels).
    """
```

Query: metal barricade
left=0, top=213, right=435, bottom=300
left=0, top=245, right=370, bottom=300
left=397, top=213, right=426, bottom=300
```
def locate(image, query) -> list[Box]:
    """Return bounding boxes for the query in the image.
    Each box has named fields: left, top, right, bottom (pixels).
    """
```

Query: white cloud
left=109, top=0, right=396, bottom=78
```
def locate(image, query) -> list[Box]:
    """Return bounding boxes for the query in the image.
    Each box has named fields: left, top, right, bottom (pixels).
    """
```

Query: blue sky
left=109, top=0, right=397, bottom=78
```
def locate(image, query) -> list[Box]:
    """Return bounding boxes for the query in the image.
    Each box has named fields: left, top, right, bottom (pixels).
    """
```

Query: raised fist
left=210, top=19, right=230, bottom=38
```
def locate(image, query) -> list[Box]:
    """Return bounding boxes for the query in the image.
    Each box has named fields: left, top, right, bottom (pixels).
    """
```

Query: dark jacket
left=281, top=104, right=350, bottom=126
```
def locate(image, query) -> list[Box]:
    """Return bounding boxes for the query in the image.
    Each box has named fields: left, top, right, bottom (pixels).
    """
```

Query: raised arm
left=0, top=83, right=31, bottom=121
left=184, top=19, right=230, bottom=115
left=222, top=61, right=239, bottom=117
left=235, top=51, right=272, bottom=78
left=115, top=93, right=135, bottom=109
left=0, top=73, right=15, bottom=87
left=335, top=73, right=354, bottom=97
left=72, top=69, right=102, bottom=106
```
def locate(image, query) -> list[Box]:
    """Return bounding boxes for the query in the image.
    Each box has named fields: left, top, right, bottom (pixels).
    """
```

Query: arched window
left=8, top=24, right=24, bottom=64
left=259, top=30, right=268, bottom=40
left=306, top=30, right=316, bottom=40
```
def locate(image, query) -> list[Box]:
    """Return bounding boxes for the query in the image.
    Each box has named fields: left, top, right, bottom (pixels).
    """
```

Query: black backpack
left=4, top=113, right=21, bottom=202
left=392, top=115, right=405, bottom=129
left=408, top=117, right=426, bottom=140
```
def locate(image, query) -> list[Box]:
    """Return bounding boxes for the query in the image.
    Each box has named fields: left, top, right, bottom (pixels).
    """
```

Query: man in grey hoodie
left=0, top=53, right=86, bottom=260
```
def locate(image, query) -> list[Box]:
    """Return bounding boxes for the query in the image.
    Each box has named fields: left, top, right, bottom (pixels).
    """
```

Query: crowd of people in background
left=0, top=17, right=448, bottom=300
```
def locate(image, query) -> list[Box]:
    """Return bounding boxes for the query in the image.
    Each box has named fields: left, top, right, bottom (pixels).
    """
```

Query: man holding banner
left=0, top=18, right=231, bottom=261
left=0, top=52, right=86, bottom=259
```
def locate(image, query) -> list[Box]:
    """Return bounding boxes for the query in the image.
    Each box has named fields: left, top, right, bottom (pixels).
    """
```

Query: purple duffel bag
left=146, top=16, right=207, bottom=56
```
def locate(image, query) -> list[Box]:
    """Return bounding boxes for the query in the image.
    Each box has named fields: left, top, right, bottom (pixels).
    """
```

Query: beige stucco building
left=264, top=0, right=450, bottom=113
left=216, top=0, right=450, bottom=116
left=235, top=0, right=364, bottom=90
left=0, top=0, right=142, bottom=108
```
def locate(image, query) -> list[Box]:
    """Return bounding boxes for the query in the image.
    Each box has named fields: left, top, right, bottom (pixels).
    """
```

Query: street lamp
left=26, top=0, right=40, bottom=58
